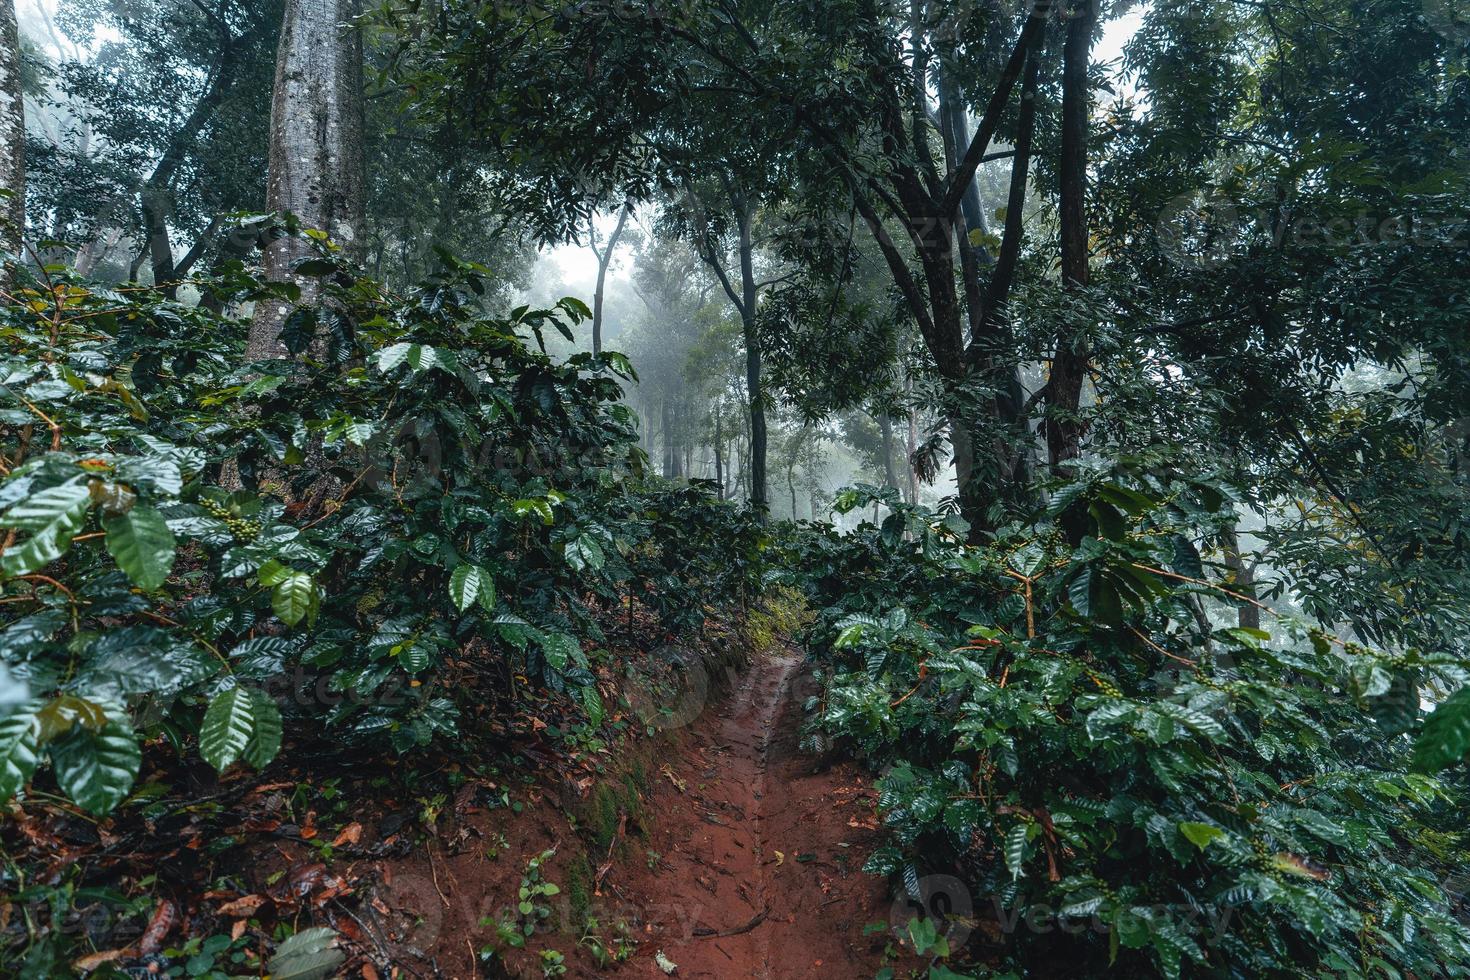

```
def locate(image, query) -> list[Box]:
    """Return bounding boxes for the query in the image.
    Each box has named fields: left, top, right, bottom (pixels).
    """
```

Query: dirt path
left=608, top=647, right=895, bottom=979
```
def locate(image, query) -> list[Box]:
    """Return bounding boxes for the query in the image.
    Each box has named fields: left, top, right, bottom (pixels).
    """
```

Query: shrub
left=0, top=245, right=762, bottom=816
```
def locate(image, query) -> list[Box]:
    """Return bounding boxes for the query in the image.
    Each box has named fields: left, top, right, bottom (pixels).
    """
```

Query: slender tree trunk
left=248, top=0, right=366, bottom=360
left=0, top=0, right=24, bottom=260
left=661, top=397, right=675, bottom=478
left=905, top=371, right=919, bottom=505
left=128, top=240, right=151, bottom=284
left=591, top=202, right=631, bottom=356
left=735, top=201, right=768, bottom=515
left=713, top=407, right=724, bottom=500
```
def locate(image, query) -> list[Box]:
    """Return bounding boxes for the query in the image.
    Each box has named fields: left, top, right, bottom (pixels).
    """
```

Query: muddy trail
left=377, top=644, right=909, bottom=979
left=604, top=647, right=896, bottom=979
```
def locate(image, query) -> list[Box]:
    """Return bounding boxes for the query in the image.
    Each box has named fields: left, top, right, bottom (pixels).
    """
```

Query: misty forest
left=0, top=0, right=1469, bottom=977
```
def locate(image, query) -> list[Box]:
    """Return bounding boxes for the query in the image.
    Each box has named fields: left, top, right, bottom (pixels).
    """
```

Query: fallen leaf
left=333, top=822, right=364, bottom=846
left=138, top=899, right=177, bottom=955
left=216, top=894, right=267, bottom=917
left=73, top=949, right=128, bottom=972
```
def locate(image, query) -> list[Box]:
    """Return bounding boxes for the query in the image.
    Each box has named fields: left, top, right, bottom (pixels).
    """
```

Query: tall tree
left=1045, top=0, right=1092, bottom=474
left=40, top=0, right=279, bottom=286
left=248, top=0, right=365, bottom=360
left=0, top=0, right=22, bottom=257
left=588, top=201, right=632, bottom=356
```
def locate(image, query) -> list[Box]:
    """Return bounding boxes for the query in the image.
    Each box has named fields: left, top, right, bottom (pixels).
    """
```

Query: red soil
left=376, top=647, right=909, bottom=978
left=607, top=648, right=897, bottom=979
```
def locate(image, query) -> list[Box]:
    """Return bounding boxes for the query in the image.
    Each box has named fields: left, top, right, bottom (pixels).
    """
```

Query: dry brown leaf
left=216, top=894, right=267, bottom=917
left=333, top=822, right=364, bottom=846
left=138, top=899, right=177, bottom=955
left=73, top=949, right=129, bottom=973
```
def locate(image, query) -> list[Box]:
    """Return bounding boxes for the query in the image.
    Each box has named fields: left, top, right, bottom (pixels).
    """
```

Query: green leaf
left=1, top=482, right=91, bottom=577
left=267, top=927, right=345, bottom=980
left=1179, top=822, right=1226, bottom=850
left=279, top=307, right=317, bottom=355
left=103, top=505, right=176, bottom=591
left=541, top=632, right=583, bottom=672
left=398, top=643, right=431, bottom=672
left=1069, top=566, right=1095, bottom=618
left=1412, top=687, right=1470, bottom=773
left=242, top=689, right=282, bottom=769
left=377, top=342, right=411, bottom=372
left=257, top=558, right=292, bottom=586
left=406, top=344, right=439, bottom=372
left=1005, top=823, right=1029, bottom=880
left=200, top=686, right=254, bottom=772
left=343, top=420, right=375, bottom=446
left=272, top=573, right=316, bottom=627
left=0, top=704, right=41, bottom=799
left=49, top=720, right=140, bottom=816
left=564, top=535, right=605, bottom=572
left=449, top=563, right=490, bottom=612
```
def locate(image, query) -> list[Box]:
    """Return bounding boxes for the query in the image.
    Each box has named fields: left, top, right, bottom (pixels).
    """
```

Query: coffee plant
left=780, top=468, right=1470, bottom=977
left=0, top=243, right=762, bottom=817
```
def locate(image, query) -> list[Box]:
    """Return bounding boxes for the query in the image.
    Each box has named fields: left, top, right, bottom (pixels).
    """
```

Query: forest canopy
left=0, top=0, right=1468, bottom=977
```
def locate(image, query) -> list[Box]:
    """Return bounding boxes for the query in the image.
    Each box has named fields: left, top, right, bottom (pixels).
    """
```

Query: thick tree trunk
left=0, top=0, right=24, bottom=259
left=879, top=414, right=897, bottom=489
left=248, top=0, right=366, bottom=360
left=142, top=188, right=178, bottom=291
left=1222, top=524, right=1261, bottom=630
left=1047, top=2, right=1094, bottom=544
left=1046, top=3, right=1093, bottom=474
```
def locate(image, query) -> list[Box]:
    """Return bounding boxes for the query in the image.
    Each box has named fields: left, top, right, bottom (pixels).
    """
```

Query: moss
left=564, top=853, right=593, bottom=928
left=585, top=781, right=624, bottom=849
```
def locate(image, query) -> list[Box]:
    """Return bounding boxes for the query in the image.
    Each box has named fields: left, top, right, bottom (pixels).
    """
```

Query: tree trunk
left=248, top=0, right=366, bottom=360
left=713, top=407, right=724, bottom=500
left=1046, top=2, right=1093, bottom=475
left=879, top=414, right=897, bottom=490
left=591, top=202, right=631, bottom=356
left=905, top=402, right=919, bottom=505
left=0, top=0, right=24, bottom=260
left=735, top=201, right=768, bottom=515
left=1222, top=524, right=1261, bottom=630
left=661, top=397, right=675, bottom=478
